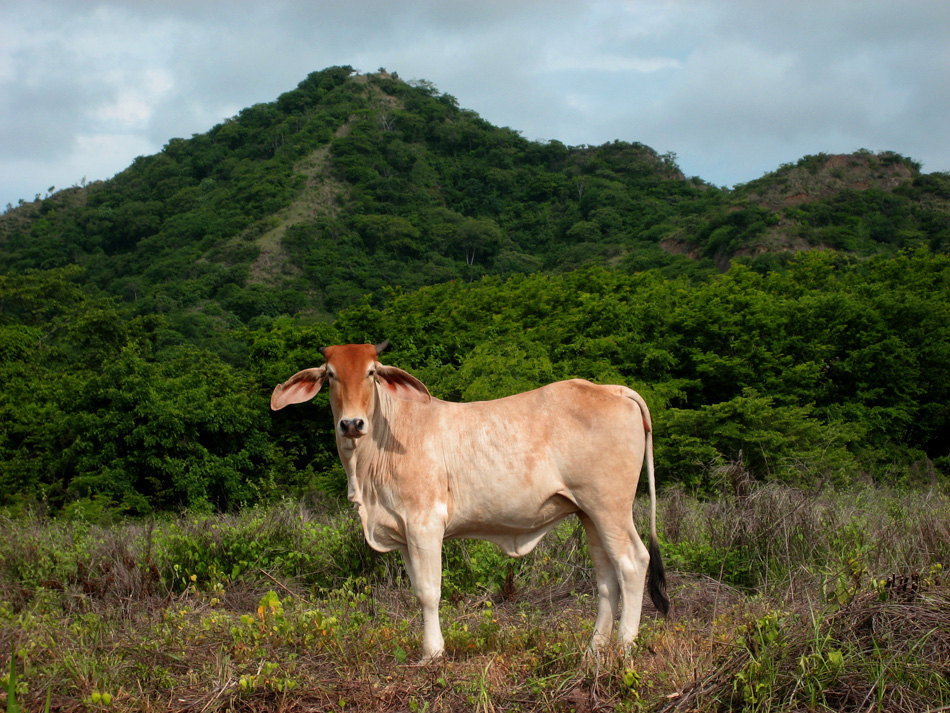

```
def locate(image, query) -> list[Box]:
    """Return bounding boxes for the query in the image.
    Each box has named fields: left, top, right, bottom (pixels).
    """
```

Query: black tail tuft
left=648, top=535, right=670, bottom=617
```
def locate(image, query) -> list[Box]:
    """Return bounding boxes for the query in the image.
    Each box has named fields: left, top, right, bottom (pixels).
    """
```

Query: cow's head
left=270, top=341, right=431, bottom=440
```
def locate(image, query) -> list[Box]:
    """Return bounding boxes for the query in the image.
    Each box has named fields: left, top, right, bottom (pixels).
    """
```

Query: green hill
left=1, top=67, right=708, bottom=323
left=1, top=67, right=949, bottom=514
left=5, top=67, right=947, bottom=328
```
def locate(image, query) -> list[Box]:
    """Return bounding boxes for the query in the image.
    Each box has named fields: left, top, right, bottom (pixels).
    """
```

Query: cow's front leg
left=400, top=529, right=445, bottom=662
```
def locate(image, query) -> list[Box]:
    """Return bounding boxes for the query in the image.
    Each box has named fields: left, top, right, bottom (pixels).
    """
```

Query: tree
left=455, top=338, right=555, bottom=402
left=353, top=214, right=422, bottom=257
left=64, top=344, right=272, bottom=513
left=451, top=217, right=504, bottom=265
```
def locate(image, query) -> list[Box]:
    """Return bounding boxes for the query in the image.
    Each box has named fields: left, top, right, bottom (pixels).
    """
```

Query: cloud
left=2, top=0, right=949, bottom=206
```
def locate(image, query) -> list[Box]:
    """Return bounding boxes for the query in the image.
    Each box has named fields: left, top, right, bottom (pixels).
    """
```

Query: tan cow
left=271, top=341, right=669, bottom=661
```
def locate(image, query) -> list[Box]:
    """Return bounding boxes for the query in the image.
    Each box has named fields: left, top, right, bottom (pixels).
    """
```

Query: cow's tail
left=644, top=425, right=670, bottom=616
left=628, top=389, right=670, bottom=617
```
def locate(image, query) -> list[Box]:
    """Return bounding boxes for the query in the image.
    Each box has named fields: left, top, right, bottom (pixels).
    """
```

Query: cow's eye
left=368, top=369, right=376, bottom=378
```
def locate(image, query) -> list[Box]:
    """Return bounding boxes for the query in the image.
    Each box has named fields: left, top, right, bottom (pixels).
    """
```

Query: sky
left=2, top=0, right=949, bottom=209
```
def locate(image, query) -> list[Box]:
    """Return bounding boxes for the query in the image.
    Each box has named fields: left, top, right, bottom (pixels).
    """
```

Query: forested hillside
left=2, top=251, right=948, bottom=515
left=4, top=66, right=948, bottom=325
left=1, top=66, right=949, bottom=515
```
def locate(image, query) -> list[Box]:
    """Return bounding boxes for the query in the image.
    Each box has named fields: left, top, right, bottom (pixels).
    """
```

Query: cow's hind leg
left=586, top=513, right=651, bottom=651
left=400, top=529, right=445, bottom=662
left=578, top=513, right=620, bottom=652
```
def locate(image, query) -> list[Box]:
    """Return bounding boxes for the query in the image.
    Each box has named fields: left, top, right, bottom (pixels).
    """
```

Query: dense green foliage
left=2, top=250, right=948, bottom=513
left=266, top=249, right=950, bottom=493
left=1, top=67, right=949, bottom=513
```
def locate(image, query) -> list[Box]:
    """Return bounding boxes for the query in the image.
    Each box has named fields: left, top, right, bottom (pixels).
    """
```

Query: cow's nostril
left=340, top=418, right=366, bottom=436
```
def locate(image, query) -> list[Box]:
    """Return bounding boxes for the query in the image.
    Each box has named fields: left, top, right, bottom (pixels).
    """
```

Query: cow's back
left=439, top=379, right=644, bottom=469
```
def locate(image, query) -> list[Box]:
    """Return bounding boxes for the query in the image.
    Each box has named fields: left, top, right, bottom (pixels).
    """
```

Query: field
left=2, top=483, right=948, bottom=712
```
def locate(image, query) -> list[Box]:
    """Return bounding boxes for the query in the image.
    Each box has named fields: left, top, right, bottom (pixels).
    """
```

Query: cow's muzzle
left=339, top=418, right=367, bottom=438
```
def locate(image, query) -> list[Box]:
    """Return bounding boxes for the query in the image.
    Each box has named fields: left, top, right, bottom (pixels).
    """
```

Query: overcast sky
left=3, top=0, right=949, bottom=209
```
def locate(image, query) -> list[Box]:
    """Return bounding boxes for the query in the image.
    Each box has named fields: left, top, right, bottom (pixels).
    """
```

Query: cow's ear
left=375, top=365, right=431, bottom=404
left=270, top=367, right=327, bottom=410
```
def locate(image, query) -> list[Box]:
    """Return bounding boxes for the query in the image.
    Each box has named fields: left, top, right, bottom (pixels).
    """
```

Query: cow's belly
left=444, top=492, right=579, bottom=557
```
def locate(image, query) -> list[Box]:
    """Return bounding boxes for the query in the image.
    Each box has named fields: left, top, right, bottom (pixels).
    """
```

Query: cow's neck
left=338, top=388, right=399, bottom=506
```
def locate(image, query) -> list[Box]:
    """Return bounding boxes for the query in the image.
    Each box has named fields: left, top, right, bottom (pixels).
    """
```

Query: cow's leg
left=400, top=529, right=445, bottom=662
left=578, top=513, right=620, bottom=652
left=587, top=514, right=651, bottom=650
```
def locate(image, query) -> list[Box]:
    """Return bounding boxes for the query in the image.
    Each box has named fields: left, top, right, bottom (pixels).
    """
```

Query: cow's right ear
left=270, top=367, right=327, bottom=410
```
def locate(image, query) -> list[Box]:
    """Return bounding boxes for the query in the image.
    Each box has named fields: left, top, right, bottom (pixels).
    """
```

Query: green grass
left=0, top=484, right=948, bottom=711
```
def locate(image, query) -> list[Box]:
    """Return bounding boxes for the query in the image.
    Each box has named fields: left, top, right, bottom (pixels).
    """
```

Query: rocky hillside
left=740, top=151, right=921, bottom=209
left=661, top=151, right=950, bottom=267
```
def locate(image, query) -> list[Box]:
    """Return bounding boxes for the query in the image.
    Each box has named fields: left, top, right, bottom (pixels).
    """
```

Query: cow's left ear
left=375, top=365, right=431, bottom=404
left=270, top=366, right=327, bottom=410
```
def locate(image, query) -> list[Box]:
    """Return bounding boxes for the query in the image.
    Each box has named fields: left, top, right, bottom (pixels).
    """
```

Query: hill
left=661, top=151, right=950, bottom=268
left=0, top=67, right=707, bottom=326
left=3, top=67, right=948, bottom=329
left=1, top=67, right=949, bottom=515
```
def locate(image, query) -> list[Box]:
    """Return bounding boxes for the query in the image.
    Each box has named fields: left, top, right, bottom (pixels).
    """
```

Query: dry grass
left=1, top=483, right=948, bottom=712
left=658, top=577, right=950, bottom=713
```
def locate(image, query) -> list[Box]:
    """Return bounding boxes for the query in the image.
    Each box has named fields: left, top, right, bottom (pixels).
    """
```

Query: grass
left=1, top=483, right=948, bottom=712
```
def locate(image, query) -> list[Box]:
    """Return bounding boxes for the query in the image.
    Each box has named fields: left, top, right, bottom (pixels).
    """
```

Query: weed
left=2, top=645, right=50, bottom=713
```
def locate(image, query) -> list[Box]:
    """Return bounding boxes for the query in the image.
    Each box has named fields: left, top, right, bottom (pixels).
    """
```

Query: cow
left=270, top=341, right=669, bottom=661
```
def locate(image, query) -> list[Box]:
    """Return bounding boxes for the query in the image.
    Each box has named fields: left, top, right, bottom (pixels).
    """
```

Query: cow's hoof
left=415, top=650, right=445, bottom=666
